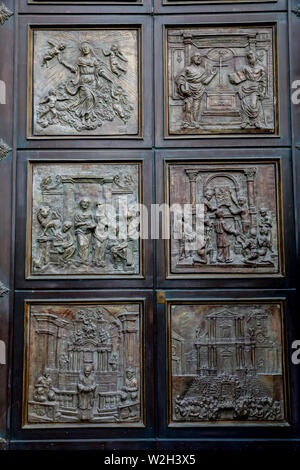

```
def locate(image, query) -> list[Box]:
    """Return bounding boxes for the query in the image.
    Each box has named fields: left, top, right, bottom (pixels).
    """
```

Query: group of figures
left=33, top=30, right=139, bottom=135
left=167, top=27, right=276, bottom=135
left=26, top=303, right=142, bottom=425
left=30, top=163, right=140, bottom=277
left=169, top=163, right=279, bottom=275
left=174, top=377, right=282, bottom=422
left=33, top=199, right=138, bottom=273
left=170, top=303, right=285, bottom=424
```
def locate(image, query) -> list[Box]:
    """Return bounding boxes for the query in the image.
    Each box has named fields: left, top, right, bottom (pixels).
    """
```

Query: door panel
left=0, top=0, right=298, bottom=453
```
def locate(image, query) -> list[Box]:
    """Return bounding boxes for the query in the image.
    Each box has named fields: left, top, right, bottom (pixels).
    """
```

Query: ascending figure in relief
left=176, top=53, right=217, bottom=129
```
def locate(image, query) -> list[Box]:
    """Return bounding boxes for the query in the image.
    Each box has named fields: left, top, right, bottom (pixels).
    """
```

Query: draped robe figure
left=229, top=51, right=267, bottom=129
left=77, top=365, right=96, bottom=421
left=176, top=53, right=217, bottom=128
left=74, top=198, right=96, bottom=262
left=58, top=42, right=113, bottom=126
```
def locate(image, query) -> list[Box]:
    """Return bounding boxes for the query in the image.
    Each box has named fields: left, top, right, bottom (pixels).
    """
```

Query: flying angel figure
left=103, top=44, right=128, bottom=77
left=42, top=40, right=66, bottom=68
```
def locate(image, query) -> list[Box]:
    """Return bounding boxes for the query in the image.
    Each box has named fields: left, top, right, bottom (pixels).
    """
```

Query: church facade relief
left=167, top=161, right=282, bottom=277
left=23, top=301, right=143, bottom=427
left=166, top=26, right=277, bottom=136
left=27, top=162, right=142, bottom=278
left=168, top=302, right=287, bottom=425
left=29, top=28, right=140, bottom=137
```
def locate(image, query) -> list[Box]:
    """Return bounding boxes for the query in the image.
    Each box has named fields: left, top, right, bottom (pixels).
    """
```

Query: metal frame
left=154, top=13, right=290, bottom=147
left=15, top=150, right=153, bottom=290
left=11, top=290, right=154, bottom=443
left=155, top=148, right=295, bottom=289
left=17, top=14, right=153, bottom=149
left=156, top=290, right=299, bottom=441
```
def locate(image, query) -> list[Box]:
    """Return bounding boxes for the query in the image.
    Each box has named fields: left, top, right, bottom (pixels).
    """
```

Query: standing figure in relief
left=93, top=202, right=109, bottom=267
left=176, top=53, right=217, bottom=129
left=214, top=209, right=237, bottom=263
left=229, top=50, right=267, bottom=129
left=77, top=365, right=96, bottom=421
left=228, top=196, right=250, bottom=235
left=74, top=198, right=96, bottom=263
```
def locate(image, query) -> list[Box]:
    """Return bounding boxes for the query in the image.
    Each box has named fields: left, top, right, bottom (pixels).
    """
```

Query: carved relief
left=0, top=3, right=13, bottom=25
left=166, top=27, right=277, bottom=136
left=0, top=138, right=11, bottom=161
left=169, top=302, right=287, bottom=425
left=24, top=302, right=143, bottom=426
left=168, top=162, right=282, bottom=276
left=30, top=29, right=140, bottom=137
left=28, top=162, right=141, bottom=278
left=0, top=281, right=9, bottom=297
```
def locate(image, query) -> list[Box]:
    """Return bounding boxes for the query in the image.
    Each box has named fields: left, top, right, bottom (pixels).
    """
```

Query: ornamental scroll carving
left=168, top=162, right=281, bottom=277
left=31, top=29, right=140, bottom=137
left=167, top=26, right=277, bottom=136
left=169, top=302, right=286, bottom=425
left=0, top=3, right=13, bottom=25
left=24, top=302, right=143, bottom=426
left=28, top=162, right=141, bottom=278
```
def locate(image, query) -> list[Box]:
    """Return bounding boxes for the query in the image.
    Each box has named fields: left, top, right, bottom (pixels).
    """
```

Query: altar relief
left=23, top=302, right=143, bottom=427
left=169, top=302, right=287, bottom=425
left=166, top=26, right=277, bottom=136
left=30, top=29, right=140, bottom=137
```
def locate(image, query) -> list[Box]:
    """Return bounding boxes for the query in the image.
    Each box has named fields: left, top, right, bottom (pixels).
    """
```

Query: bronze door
left=0, top=0, right=299, bottom=453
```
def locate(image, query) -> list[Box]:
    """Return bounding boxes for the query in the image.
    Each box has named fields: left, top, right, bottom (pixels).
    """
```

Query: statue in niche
left=77, top=364, right=97, bottom=421
left=74, top=198, right=96, bottom=264
left=36, top=40, right=134, bottom=131
left=229, top=50, right=267, bottom=129
left=176, top=53, right=217, bottom=129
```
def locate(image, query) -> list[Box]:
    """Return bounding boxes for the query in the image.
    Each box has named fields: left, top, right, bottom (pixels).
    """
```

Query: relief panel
left=23, top=301, right=144, bottom=427
left=29, top=28, right=141, bottom=138
left=166, top=26, right=277, bottom=137
left=168, top=301, right=288, bottom=425
left=26, top=161, right=142, bottom=278
left=166, top=161, right=283, bottom=277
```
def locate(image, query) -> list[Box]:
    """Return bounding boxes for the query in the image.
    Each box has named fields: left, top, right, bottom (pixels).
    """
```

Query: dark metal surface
left=0, top=0, right=298, bottom=452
